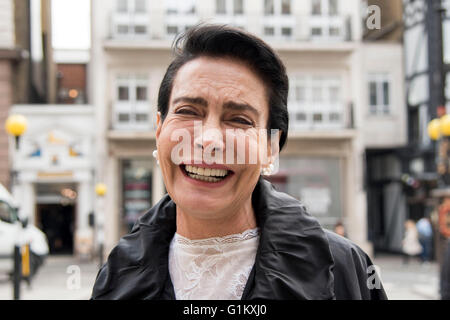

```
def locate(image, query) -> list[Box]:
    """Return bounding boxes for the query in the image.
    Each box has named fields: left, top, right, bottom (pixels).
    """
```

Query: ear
left=267, top=130, right=281, bottom=164
left=156, top=112, right=162, bottom=141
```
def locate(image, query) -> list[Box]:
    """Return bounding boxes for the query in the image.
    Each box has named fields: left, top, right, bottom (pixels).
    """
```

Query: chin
left=176, top=192, right=229, bottom=215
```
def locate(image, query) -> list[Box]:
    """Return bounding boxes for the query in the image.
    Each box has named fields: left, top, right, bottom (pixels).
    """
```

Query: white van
left=0, top=184, right=49, bottom=278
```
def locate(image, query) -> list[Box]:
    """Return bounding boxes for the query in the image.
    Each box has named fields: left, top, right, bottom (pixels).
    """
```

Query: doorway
left=35, top=183, right=77, bottom=255
left=37, top=203, right=75, bottom=254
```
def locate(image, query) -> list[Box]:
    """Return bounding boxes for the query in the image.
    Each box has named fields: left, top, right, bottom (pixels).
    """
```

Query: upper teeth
left=185, top=165, right=228, bottom=177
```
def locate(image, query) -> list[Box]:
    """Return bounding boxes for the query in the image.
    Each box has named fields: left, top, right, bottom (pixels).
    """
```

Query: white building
left=9, top=104, right=96, bottom=256
left=91, top=0, right=407, bottom=256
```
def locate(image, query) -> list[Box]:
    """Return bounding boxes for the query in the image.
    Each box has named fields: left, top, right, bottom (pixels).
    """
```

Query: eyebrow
left=172, top=96, right=208, bottom=107
left=172, top=96, right=260, bottom=117
left=223, top=101, right=259, bottom=117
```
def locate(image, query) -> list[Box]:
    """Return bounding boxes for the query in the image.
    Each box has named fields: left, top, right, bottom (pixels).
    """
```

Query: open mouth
left=181, top=164, right=233, bottom=183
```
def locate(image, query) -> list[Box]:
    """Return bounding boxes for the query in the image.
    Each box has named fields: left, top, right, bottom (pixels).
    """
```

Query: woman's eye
left=231, top=117, right=253, bottom=126
left=175, top=108, right=198, bottom=116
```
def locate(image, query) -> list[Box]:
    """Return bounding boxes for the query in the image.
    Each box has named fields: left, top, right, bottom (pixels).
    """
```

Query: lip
left=179, top=164, right=234, bottom=188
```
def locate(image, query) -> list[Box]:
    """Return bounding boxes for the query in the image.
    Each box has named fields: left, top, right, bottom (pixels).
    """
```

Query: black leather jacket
left=91, top=177, right=387, bottom=300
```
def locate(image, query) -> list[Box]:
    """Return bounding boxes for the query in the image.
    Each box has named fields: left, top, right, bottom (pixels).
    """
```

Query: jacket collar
left=243, top=178, right=335, bottom=299
left=105, top=177, right=335, bottom=299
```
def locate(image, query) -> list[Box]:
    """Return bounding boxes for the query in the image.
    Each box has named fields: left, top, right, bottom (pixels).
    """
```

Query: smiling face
left=156, top=56, right=271, bottom=221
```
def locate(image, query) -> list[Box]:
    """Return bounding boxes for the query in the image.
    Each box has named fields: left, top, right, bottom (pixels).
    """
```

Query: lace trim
left=174, top=228, right=260, bottom=246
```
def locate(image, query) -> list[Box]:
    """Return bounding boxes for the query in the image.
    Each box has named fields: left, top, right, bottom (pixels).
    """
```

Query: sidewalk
left=0, top=253, right=442, bottom=300
left=0, top=255, right=100, bottom=300
left=372, top=254, right=441, bottom=300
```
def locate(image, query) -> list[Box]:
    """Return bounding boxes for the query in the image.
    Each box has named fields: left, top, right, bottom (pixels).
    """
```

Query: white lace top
left=168, top=228, right=260, bottom=300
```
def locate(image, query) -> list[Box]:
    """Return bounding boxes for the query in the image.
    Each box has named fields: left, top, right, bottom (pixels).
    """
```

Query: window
left=116, top=0, right=147, bottom=14
left=0, top=201, right=15, bottom=224
left=114, top=75, right=151, bottom=130
left=329, top=27, right=340, bottom=36
left=281, top=0, right=291, bottom=14
left=166, top=0, right=196, bottom=14
left=134, top=0, right=146, bottom=13
left=296, top=113, right=307, bottom=121
left=165, top=0, right=198, bottom=38
left=311, top=27, right=322, bottom=36
left=118, top=86, right=129, bottom=101
left=289, top=74, right=344, bottom=129
left=122, top=159, right=152, bottom=233
left=329, top=0, right=338, bottom=16
left=281, top=27, right=292, bottom=37
left=134, top=25, right=147, bottom=34
left=312, top=86, right=323, bottom=103
left=312, top=0, right=321, bottom=15
left=263, top=0, right=293, bottom=39
left=310, top=0, right=343, bottom=40
left=368, top=73, right=391, bottom=115
left=329, top=86, right=340, bottom=102
left=267, top=157, right=343, bottom=230
left=167, top=26, right=178, bottom=35
left=313, top=113, right=323, bottom=122
left=216, top=0, right=226, bottom=14
left=113, top=0, right=148, bottom=38
left=117, top=0, right=128, bottom=13
left=117, top=25, right=129, bottom=34
left=234, top=0, right=244, bottom=14
left=264, top=0, right=274, bottom=15
left=265, top=0, right=291, bottom=15
left=295, top=86, right=306, bottom=102
left=136, top=86, right=147, bottom=101
left=216, top=0, right=244, bottom=15
left=330, top=112, right=340, bottom=122
left=264, top=26, right=275, bottom=36
left=312, top=0, right=338, bottom=15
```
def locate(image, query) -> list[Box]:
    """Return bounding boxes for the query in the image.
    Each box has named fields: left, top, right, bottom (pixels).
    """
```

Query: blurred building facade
left=0, top=0, right=19, bottom=188
left=91, top=0, right=407, bottom=256
left=3, top=0, right=96, bottom=256
left=362, top=0, right=410, bottom=253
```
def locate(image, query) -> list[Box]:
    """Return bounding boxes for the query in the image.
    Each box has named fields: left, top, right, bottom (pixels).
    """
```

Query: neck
left=176, top=198, right=257, bottom=240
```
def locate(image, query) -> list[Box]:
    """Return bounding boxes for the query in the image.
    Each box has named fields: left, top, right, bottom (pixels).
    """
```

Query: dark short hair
left=157, top=24, right=289, bottom=151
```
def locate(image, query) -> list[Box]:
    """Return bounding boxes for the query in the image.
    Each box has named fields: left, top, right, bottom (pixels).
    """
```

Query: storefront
left=268, top=156, right=344, bottom=230
left=121, top=158, right=153, bottom=233
left=9, top=104, right=95, bottom=256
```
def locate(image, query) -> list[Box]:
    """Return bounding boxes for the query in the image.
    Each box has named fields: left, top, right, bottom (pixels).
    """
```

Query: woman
left=402, top=219, right=422, bottom=264
left=91, top=24, right=387, bottom=300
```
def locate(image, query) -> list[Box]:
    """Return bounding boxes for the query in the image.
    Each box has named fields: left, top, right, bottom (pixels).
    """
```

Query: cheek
left=158, top=121, right=195, bottom=161
left=226, top=130, right=267, bottom=165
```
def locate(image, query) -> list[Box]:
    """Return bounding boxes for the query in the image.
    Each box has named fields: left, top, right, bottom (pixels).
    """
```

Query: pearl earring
left=152, top=150, right=159, bottom=165
left=261, top=163, right=274, bottom=176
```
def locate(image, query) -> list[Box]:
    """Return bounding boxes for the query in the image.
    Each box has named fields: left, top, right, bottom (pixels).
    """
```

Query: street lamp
left=5, top=114, right=28, bottom=150
left=4, top=114, right=28, bottom=300
left=95, top=183, right=107, bottom=268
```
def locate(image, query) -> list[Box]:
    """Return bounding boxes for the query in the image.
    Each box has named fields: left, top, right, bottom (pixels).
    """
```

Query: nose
left=193, top=122, right=224, bottom=155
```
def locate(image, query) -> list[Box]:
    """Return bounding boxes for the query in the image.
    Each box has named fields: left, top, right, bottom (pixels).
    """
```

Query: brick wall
left=0, top=60, right=11, bottom=189
left=57, top=64, right=87, bottom=104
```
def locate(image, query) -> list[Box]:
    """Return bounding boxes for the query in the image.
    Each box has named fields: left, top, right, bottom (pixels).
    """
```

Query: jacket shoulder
left=324, top=230, right=388, bottom=300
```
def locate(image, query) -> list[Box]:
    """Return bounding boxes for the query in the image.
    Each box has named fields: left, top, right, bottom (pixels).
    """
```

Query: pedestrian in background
left=334, top=221, right=346, bottom=238
left=416, top=216, right=433, bottom=262
left=402, top=219, right=422, bottom=264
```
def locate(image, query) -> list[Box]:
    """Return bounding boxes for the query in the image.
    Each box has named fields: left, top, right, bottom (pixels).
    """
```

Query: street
left=0, top=255, right=99, bottom=300
left=372, top=254, right=441, bottom=300
left=0, top=253, right=442, bottom=300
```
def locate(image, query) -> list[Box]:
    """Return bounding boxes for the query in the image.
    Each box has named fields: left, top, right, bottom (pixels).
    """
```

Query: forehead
left=171, top=56, right=269, bottom=110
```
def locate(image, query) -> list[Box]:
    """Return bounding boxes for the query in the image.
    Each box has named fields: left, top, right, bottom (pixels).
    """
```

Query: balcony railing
left=111, top=102, right=157, bottom=131
left=111, top=12, right=150, bottom=38
left=288, top=101, right=347, bottom=131
left=108, top=12, right=353, bottom=42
